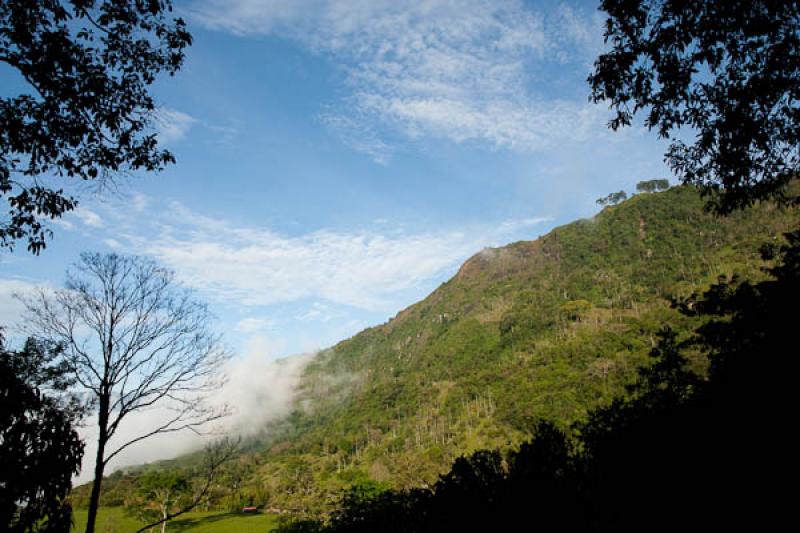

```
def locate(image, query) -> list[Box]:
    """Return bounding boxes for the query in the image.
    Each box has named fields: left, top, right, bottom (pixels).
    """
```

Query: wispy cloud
left=82, top=196, right=549, bottom=313
left=103, top=238, right=123, bottom=250
left=130, top=193, right=150, bottom=213
left=188, top=0, right=606, bottom=160
left=234, top=317, right=275, bottom=333
left=141, top=209, right=488, bottom=310
left=296, top=302, right=333, bottom=322
left=0, top=278, right=40, bottom=331
left=499, top=216, right=552, bottom=233
left=319, top=112, right=392, bottom=165
left=205, top=122, right=242, bottom=146
left=155, top=108, right=198, bottom=144
left=50, top=218, right=75, bottom=231
left=73, top=208, right=104, bottom=228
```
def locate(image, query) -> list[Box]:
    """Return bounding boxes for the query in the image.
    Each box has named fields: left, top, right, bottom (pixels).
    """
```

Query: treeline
left=596, top=179, right=669, bottom=206
left=278, top=229, right=798, bottom=532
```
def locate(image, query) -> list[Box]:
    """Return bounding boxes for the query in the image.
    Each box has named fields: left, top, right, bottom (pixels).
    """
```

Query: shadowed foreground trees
left=0, top=337, right=84, bottom=532
left=278, top=228, right=798, bottom=532
left=20, top=253, right=229, bottom=533
left=589, top=0, right=800, bottom=213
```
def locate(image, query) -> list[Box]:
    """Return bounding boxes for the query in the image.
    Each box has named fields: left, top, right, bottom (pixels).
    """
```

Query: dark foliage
left=279, top=229, right=798, bottom=532
left=0, top=336, right=84, bottom=532
left=0, top=0, right=192, bottom=253
left=589, top=0, right=800, bottom=213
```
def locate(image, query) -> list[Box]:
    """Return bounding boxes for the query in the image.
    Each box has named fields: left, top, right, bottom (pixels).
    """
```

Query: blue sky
left=1, top=0, right=673, bottom=362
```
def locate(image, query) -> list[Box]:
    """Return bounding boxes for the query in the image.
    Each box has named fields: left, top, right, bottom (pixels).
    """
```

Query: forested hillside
left=246, top=185, right=796, bottom=515
left=82, top=186, right=798, bottom=517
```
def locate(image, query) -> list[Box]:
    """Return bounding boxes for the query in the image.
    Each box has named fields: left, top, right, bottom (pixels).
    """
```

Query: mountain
left=246, top=185, right=796, bottom=514
left=78, top=186, right=798, bottom=515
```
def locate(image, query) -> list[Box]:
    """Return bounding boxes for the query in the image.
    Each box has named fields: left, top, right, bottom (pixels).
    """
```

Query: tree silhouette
left=0, top=0, right=192, bottom=253
left=589, top=0, right=800, bottom=213
left=0, top=336, right=84, bottom=533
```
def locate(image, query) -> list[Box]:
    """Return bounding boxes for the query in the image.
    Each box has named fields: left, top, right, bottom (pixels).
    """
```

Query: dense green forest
left=76, top=185, right=798, bottom=520
left=279, top=229, right=799, bottom=531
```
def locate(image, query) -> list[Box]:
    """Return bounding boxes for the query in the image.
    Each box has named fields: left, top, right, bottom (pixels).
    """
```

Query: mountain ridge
left=76, top=185, right=799, bottom=516
left=242, top=185, right=795, bottom=513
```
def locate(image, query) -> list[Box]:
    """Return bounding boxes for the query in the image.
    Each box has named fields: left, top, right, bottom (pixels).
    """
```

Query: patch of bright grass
left=72, top=507, right=278, bottom=532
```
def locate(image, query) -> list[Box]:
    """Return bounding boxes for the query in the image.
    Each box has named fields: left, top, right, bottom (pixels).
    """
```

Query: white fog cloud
left=76, top=336, right=311, bottom=483
left=218, top=342, right=312, bottom=436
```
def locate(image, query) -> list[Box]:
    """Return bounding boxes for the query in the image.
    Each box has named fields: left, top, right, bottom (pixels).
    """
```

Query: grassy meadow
left=72, top=507, right=278, bottom=532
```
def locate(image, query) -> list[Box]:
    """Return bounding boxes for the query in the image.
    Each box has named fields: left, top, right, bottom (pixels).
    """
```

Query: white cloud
left=131, top=193, right=150, bottom=213
left=189, top=0, right=607, bottom=158
left=319, top=112, right=392, bottom=164
left=498, top=216, right=551, bottom=233
left=218, top=338, right=309, bottom=435
left=189, top=0, right=309, bottom=35
left=296, top=301, right=332, bottom=322
left=103, top=238, right=123, bottom=250
left=88, top=198, right=548, bottom=313
left=142, top=214, right=481, bottom=311
left=234, top=317, right=275, bottom=333
left=73, top=208, right=103, bottom=228
left=0, top=278, right=38, bottom=331
left=206, top=122, right=242, bottom=146
left=155, top=108, right=198, bottom=144
left=50, top=218, right=75, bottom=231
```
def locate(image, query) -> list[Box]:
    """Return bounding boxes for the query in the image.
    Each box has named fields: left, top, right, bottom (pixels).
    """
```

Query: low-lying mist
left=74, top=346, right=315, bottom=485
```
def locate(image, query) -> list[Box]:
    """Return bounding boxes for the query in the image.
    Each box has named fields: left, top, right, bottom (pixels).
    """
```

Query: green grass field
left=72, top=507, right=278, bottom=532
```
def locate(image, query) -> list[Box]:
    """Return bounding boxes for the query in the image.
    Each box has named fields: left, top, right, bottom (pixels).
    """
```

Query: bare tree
left=19, top=252, right=229, bottom=533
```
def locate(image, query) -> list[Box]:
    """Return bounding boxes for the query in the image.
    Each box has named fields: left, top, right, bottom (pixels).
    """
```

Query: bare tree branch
left=17, top=252, right=231, bottom=533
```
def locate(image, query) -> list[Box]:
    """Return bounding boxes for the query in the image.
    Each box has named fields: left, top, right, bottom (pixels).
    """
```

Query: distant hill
left=78, top=186, right=798, bottom=516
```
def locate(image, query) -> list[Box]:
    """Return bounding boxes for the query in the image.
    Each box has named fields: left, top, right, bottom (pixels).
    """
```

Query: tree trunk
left=160, top=505, right=168, bottom=533
left=85, top=396, right=110, bottom=533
